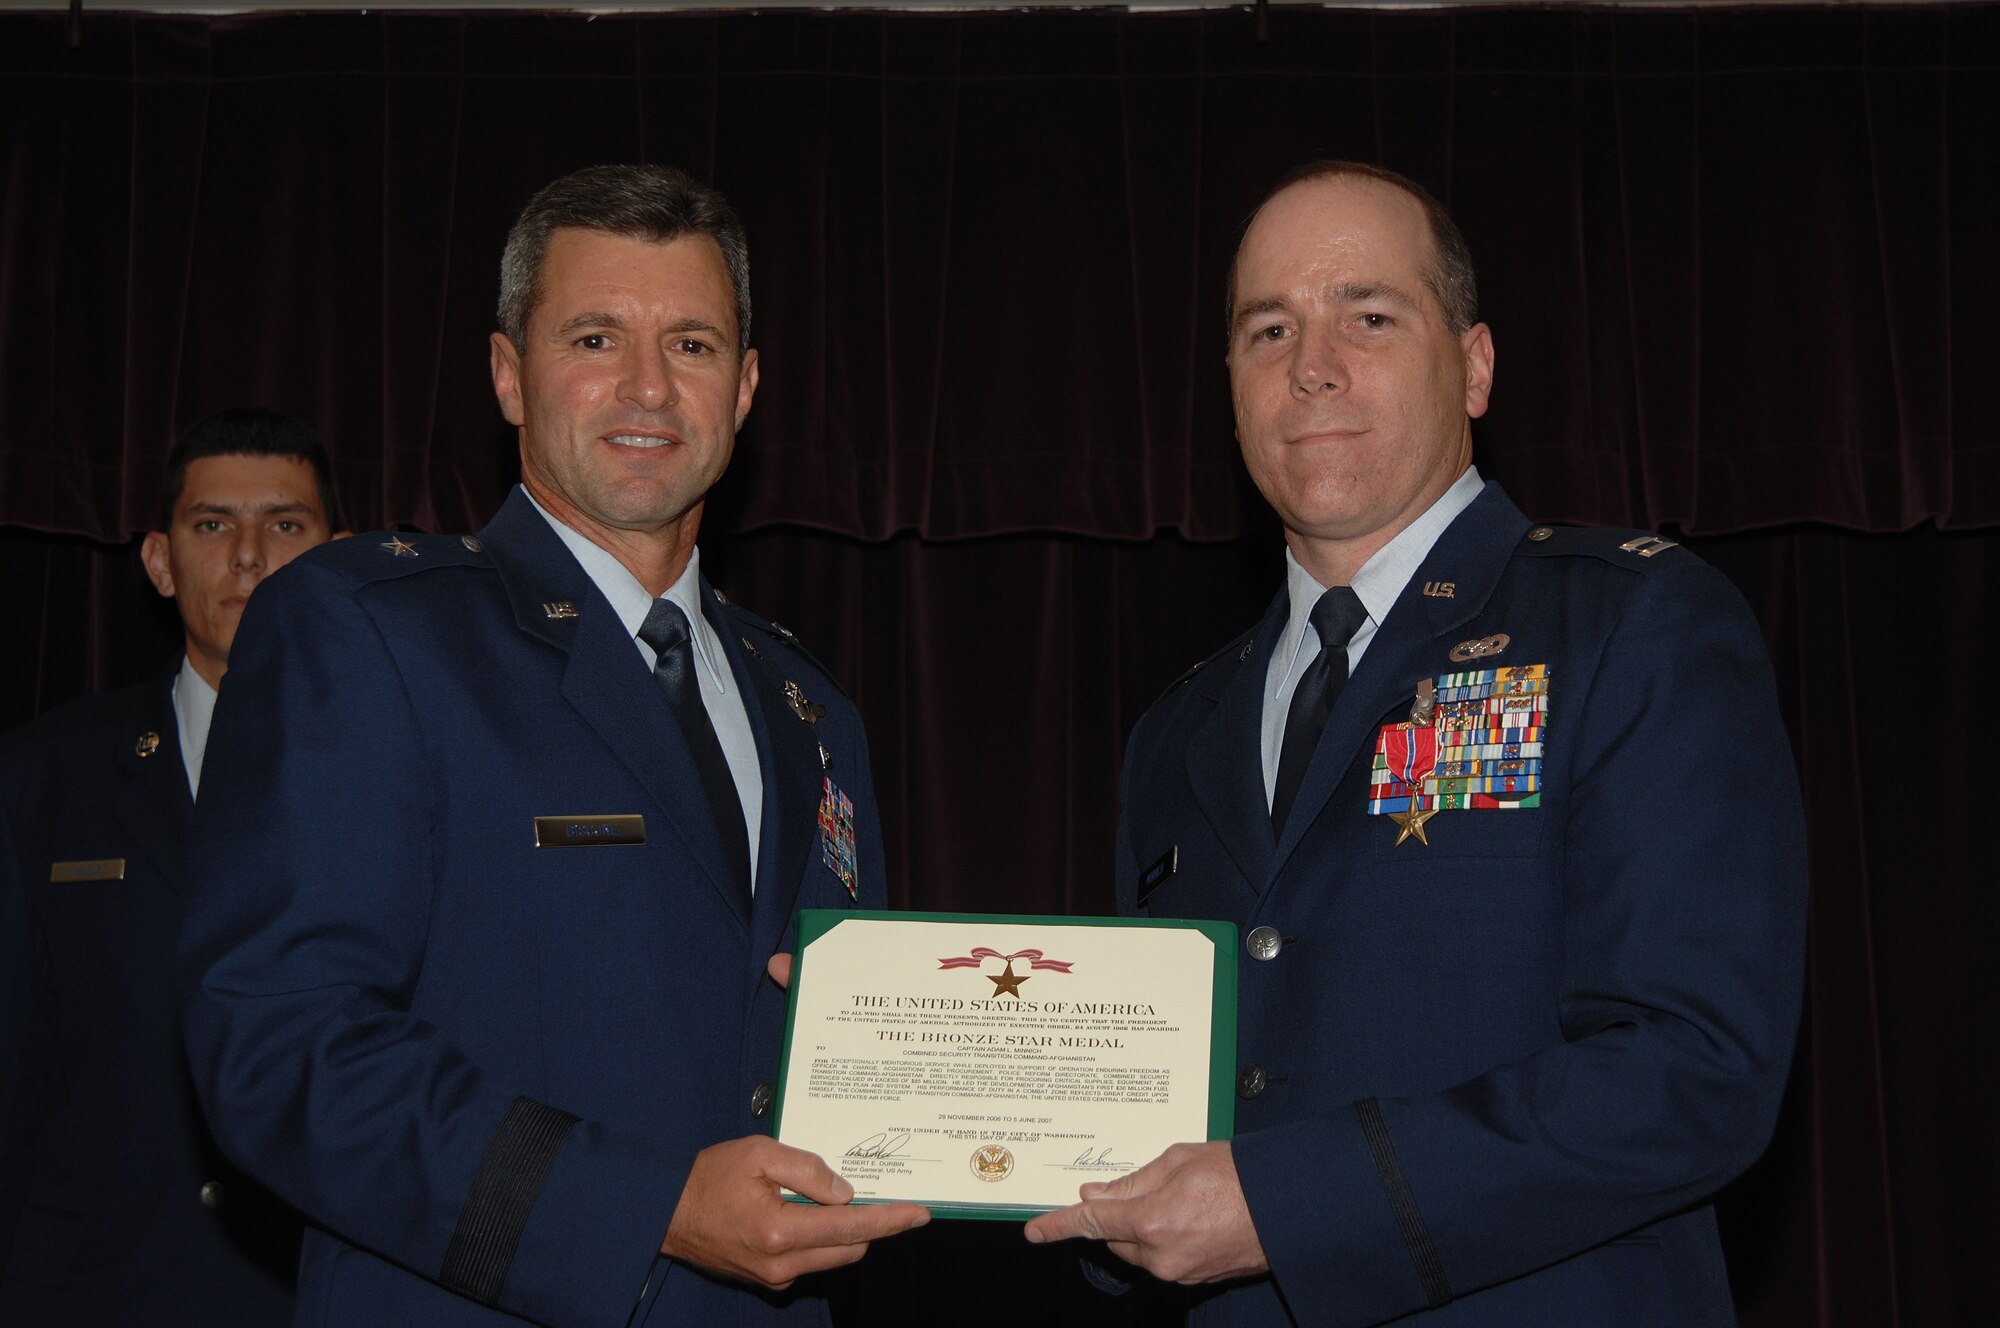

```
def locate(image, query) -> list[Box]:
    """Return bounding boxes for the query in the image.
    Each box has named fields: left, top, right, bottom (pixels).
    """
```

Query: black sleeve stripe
left=1355, top=1097, right=1453, bottom=1309
left=440, top=1096, right=581, bottom=1305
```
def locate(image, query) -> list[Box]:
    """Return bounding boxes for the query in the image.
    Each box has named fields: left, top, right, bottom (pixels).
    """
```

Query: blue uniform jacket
left=1118, top=483, right=1807, bottom=1326
left=180, top=489, right=885, bottom=1327
left=0, top=673, right=298, bottom=1324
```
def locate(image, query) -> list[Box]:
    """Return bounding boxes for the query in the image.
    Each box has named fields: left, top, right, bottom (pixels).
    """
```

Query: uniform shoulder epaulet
left=1158, top=626, right=1258, bottom=701
left=715, top=592, right=844, bottom=691
left=1517, top=523, right=1682, bottom=568
left=316, top=529, right=493, bottom=584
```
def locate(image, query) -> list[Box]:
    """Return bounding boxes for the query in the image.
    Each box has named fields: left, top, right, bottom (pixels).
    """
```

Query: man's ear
left=1461, top=323, right=1496, bottom=420
left=491, top=331, right=527, bottom=427
left=140, top=531, right=177, bottom=599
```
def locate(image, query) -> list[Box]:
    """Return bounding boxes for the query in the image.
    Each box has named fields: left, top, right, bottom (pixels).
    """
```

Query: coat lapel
left=1183, top=593, right=1289, bottom=894
left=105, top=672, right=192, bottom=893
left=481, top=491, right=750, bottom=932
left=1268, top=484, right=1534, bottom=880
left=714, top=614, right=825, bottom=965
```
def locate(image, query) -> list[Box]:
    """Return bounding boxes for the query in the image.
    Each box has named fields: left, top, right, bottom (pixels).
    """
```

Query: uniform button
left=749, top=1081, right=774, bottom=1119
left=199, top=1181, right=225, bottom=1209
left=1526, top=526, right=1553, bottom=542
left=1236, top=1065, right=1268, bottom=1100
left=1245, top=926, right=1283, bottom=961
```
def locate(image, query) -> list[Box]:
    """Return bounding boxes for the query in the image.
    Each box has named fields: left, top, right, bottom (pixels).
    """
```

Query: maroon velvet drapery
left=3, top=7, right=1994, bottom=1326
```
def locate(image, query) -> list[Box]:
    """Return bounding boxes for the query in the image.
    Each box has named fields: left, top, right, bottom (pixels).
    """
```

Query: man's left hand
left=1022, top=1140, right=1269, bottom=1284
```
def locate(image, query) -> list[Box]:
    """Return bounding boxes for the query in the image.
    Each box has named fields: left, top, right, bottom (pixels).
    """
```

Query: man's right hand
left=660, top=1135, right=930, bottom=1290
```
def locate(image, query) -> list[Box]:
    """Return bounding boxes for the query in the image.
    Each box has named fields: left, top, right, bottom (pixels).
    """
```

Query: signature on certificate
left=1072, top=1145, right=1123, bottom=1168
left=844, top=1131, right=912, bottom=1160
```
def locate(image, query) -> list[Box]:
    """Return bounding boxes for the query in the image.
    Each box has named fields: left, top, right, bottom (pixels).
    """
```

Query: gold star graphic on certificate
left=988, top=959, right=1029, bottom=998
left=381, top=537, right=419, bottom=558
left=1390, top=803, right=1438, bottom=847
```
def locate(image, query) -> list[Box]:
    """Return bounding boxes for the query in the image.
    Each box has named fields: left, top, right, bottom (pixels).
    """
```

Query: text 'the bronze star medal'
left=987, top=958, right=1029, bottom=997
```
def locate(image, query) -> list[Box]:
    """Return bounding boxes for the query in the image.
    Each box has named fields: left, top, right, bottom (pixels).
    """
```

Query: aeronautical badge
left=784, top=680, right=827, bottom=725
left=1368, top=663, right=1548, bottom=845
left=817, top=776, right=858, bottom=899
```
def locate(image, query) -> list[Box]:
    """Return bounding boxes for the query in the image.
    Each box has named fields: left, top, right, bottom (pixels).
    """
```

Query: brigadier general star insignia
left=381, top=537, right=418, bottom=557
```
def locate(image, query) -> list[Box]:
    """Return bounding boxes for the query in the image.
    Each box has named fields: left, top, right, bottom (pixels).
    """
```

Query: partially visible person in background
left=0, top=406, right=342, bottom=1324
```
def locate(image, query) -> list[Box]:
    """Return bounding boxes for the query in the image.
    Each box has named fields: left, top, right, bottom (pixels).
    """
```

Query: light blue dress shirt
left=1260, top=465, right=1486, bottom=808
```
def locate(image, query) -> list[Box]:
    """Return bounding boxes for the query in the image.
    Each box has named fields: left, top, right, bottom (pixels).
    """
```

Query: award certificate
left=773, top=910, right=1237, bottom=1219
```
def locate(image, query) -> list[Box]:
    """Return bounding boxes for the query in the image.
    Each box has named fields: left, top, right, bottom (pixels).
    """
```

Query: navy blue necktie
left=1272, top=586, right=1368, bottom=837
left=638, top=599, right=751, bottom=895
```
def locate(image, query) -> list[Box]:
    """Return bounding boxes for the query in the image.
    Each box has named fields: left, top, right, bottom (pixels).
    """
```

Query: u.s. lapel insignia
left=1448, top=632, right=1510, bottom=664
left=542, top=602, right=579, bottom=620
left=134, top=731, right=160, bottom=758
left=784, top=680, right=827, bottom=725
left=381, top=537, right=419, bottom=558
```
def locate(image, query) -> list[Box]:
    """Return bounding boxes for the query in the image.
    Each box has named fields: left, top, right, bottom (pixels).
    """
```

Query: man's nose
left=1290, top=327, right=1347, bottom=397
left=230, top=527, right=266, bottom=573
left=622, top=343, right=680, bottom=411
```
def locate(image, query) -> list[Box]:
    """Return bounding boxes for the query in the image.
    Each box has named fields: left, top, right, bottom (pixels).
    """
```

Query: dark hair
left=498, top=163, right=752, bottom=354
left=159, top=407, right=339, bottom=530
left=1225, top=160, right=1480, bottom=338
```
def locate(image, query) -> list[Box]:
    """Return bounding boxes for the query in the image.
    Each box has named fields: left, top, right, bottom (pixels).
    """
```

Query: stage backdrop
left=2, top=7, right=1993, bottom=1326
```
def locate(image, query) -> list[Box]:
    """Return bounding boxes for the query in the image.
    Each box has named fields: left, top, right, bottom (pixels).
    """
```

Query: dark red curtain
left=3, top=7, right=1994, bottom=1326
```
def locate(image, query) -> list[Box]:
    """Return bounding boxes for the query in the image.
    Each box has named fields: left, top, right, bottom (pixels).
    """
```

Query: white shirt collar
left=172, top=659, right=219, bottom=797
left=523, top=486, right=732, bottom=693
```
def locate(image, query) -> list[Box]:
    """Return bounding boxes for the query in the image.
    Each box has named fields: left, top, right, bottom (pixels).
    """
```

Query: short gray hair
left=1226, top=160, right=1479, bottom=338
left=497, top=163, right=752, bottom=353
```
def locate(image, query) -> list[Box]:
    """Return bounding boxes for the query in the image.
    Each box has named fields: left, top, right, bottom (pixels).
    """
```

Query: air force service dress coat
left=1118, top=483, right=1807, bottom=1327
left=0, top=674, right=299, bottom=1324
left=179, top=489, right=885, bottom=1328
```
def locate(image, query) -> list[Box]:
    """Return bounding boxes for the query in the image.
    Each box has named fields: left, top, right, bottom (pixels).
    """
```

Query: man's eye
left=274, top=520, right=301, bottom=534
left=195, top=520, right=225, bottom=533
left=676, top=338, right=711, bottom=356
left=1255, top=324, right=1289, bottom=343
left=577, top=334, right=611, bottom=351
left=1358, top=313, right=1392, bottom=330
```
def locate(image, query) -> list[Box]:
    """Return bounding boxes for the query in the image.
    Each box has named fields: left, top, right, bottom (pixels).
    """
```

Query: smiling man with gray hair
left=181, top=163, right=927, bottom=1328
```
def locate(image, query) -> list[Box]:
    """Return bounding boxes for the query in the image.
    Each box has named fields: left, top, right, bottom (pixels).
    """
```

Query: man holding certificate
left=181, top=164, right=927, bottom=1327
left=1025, top=162, right=1808, bottom=1327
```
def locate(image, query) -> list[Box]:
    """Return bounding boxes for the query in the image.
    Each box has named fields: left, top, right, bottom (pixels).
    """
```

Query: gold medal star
left=1389, top=803, right=1438, bottom=847
left=988, top=959, right=1029, bottom=998
left=381, top=537, right=419, bottom=558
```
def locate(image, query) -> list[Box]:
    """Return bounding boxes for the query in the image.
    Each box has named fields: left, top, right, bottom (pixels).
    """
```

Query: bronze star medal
left=987, top=958, right=1029, bottom=998
left=381, top=537, right=418, bottom=557
left=1389, top=803, right=1438, bottom=846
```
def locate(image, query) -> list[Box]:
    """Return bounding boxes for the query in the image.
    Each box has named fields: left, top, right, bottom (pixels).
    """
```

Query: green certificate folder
left=772, top=910, right=1237, bottom=1220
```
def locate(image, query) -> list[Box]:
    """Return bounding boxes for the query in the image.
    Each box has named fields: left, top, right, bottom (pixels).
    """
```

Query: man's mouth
left=605, top=434, right=680, bottom=449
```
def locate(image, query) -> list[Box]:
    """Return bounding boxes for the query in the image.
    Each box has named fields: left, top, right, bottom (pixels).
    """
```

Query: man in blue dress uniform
left=2, top=407, right=340, bottom=1323
left=1027, top=162, right=1807, bottom=1326
left=180, top=164, right=928, bottom=1328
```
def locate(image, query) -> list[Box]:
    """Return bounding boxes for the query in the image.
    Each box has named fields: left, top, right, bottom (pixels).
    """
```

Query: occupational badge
left=1367, top=663, right=1548, bottom=846
left=785, top=681, right=827, bottom=725
left=817, top=775, right=858, bottom=898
